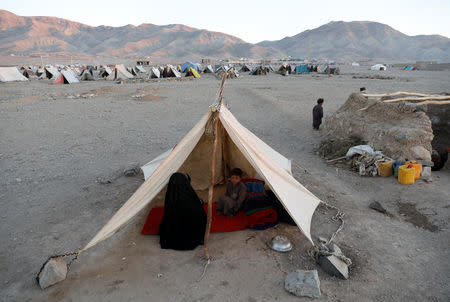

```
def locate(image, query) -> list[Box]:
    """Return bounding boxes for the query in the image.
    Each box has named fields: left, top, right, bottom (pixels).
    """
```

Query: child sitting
left=217, top=168, right=247, bottom=217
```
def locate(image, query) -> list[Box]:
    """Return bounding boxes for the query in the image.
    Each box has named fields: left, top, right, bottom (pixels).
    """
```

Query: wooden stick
left=204, top=72, right=229, bottom=260
left=204, top=114, right=219, bottom=260
left=362, top=91, right=441, bottom=98
left=415, top=100, right=450, bottom=105
left=383, top=96, right=450, bottom=103
left=327, top=156, right=347, bottom=163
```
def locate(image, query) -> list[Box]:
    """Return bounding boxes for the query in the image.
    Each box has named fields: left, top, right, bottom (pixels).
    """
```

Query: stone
left=37, top=257, right=67, bottom=289
left=123, top=163, right=140, bottom=177
left=284, top=270, right=321, bottom=298
left=369, top=201, right=387, bottom=214
left=410, top=146, right=431, bottom=161
left=318, top=245, right=350, bottom=280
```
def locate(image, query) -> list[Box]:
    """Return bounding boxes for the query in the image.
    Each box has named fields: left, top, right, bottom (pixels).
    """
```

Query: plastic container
left=378, top=160, right=393, bottom=177
left=393, top=161, right=404, bottom=177
left=398, top=165, right=415, bottom=185
left=404, top=160, right=422, bottom=180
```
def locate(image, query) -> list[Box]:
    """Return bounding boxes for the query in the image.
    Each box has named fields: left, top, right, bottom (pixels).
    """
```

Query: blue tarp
left=295, top=64, right=309, bottom=74
left=180, top=62, right=198, bottom=72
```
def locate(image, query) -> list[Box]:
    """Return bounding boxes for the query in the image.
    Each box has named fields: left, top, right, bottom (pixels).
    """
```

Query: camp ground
left=1, top=64, right=449, bottom=302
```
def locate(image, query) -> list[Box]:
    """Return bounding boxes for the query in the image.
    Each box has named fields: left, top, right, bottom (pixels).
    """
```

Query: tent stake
left=204, top=72, right=229, bottom=260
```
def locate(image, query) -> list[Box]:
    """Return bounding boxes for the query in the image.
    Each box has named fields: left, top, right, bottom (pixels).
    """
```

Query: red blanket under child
left=141, top=203, right=277, bottom=235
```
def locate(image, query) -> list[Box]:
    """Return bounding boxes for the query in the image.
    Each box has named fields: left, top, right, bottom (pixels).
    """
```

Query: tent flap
left=82, top=112, right=211, bottom=251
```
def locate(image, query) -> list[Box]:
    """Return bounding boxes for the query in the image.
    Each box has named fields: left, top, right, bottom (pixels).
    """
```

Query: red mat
left=141, top=203, right=249, bottom=235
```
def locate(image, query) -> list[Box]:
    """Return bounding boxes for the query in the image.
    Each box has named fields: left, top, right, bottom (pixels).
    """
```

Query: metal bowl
left=268, top=235, right=293, bottom=252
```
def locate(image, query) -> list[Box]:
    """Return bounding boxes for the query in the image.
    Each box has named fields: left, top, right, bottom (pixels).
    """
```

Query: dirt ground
left=1, top=66, right=449, bottom=302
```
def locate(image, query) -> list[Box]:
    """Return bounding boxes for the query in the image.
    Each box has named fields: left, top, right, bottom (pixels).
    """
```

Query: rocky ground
left=1, top=66, right=449, bottom=301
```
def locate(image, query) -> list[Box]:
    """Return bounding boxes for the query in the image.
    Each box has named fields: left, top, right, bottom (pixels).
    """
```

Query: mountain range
left=1, top=9, right=449, bottom=63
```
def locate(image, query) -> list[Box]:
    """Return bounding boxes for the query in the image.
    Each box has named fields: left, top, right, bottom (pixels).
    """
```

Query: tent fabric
left=203, top=65, right=214, bottom=73
left=53, top=69, right=79, bottom=84
left=45, top=66, right=59, bottom=79
left=180, top=62, right=199, bottom=72
left=295, top=64, right=309, bottom=74
left=107, top=64, right=134, bottom=80
left=371, top=64, right=386, bottom=71
left=136, top=65, right=147, bottom=73
left=82, top=106, right=320, bottom=252
left=186, top=67, right=201, bottom=78
left=149, top=67, right=161, bottom=79
left=0, top=67, right=28, bottom=82
left=82, top=112, right=211, bottom=251
left=80, top=69, right=94, bottom=81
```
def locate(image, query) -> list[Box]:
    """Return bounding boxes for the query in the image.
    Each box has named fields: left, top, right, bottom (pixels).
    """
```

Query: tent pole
left=204, top=113, right=219, bottom=260
left=204, top=72, right=229, bottom=260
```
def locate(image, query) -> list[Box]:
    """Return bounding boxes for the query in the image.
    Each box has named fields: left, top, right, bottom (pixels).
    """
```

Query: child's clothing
left=217, top=181, right=247, bottom=216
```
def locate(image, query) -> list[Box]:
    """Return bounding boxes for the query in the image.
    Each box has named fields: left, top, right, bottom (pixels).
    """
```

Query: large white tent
left=82, top=104, right=321, bottom=252
left=0, top=67, right=28, bottom=82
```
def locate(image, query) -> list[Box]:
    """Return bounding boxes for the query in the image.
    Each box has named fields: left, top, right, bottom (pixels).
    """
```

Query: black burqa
left=159, top=173, right=206, bottom=250
left=312, top=104, right=323, bottom=129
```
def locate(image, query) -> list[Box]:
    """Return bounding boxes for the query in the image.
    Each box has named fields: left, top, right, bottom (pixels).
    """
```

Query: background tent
left=136, top=65, right=147, bottom=73
left=295, top=64, right=309, bottom=74
left=371, top=64, right=386, bottom=71
left=82, top=104, right=321, bottom=252
left=53, top=69, right=80, bottom=84
left=149, top=67, right=161, bottom=78
left=180, top=62, right=199, bottom=72
left=79, top=69, right=94, bottom=81
left=0, top=67, right=28, bottom=82
left=44, top=66, right=59, bottom=79
left=107, top=64, right=134, bottom=80
left=185, top=67, right=201, bottom=78
left=203, top=65, right=214, bottom=73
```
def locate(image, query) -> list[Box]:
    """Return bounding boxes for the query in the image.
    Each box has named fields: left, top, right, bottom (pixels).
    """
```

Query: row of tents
left=1, top=61, right=344, bottom=84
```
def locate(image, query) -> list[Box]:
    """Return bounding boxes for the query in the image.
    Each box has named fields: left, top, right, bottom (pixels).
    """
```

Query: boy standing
left=313, top=98, right=324, bottom=130
left=217, top=168, right=247, bottom=217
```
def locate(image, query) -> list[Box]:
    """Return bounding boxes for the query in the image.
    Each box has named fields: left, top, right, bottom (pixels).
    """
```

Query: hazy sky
left=2, top=0, right=449, bottom=43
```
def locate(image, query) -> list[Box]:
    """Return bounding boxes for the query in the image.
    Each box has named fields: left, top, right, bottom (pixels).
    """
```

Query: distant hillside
left=258, top=21, right=450, bottom=62
left=1, top=10, right=449, bottom=63
left=0, top=10, right=282, bottom=61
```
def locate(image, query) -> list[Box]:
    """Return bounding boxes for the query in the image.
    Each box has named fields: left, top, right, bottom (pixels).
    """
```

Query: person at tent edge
left=217, top=168, right=247, bottom=218
left=312, top=98, right=324, bottom=130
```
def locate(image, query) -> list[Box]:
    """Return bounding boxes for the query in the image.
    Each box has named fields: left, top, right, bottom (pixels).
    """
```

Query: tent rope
left=307, top=200, right=351, bottom=265
left=197, top=258, right=211, bottom=282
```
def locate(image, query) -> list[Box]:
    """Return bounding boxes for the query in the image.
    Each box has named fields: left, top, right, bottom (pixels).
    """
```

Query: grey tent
left=79, top=69, right=94, bottom=81
left=148, top=67, right=161, bottom=79
left=136, top=65, right=147, bottom=73
left=0, top=67, right=29, bottom=82
left=53, top=69, right=80, bottom=84
left=203, top=65, right=214, bottom=73
left=45, top=66, right=59, bottom=79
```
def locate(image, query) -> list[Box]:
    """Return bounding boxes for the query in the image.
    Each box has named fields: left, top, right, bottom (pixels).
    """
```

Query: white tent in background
left=81, top=104, right=321, bottom=252
left=44, top=66, right=59, bottom=79
left=53, top=69, right=80, bottom=84
left=351, top=62, right=360, bottom=66
left=204, top=65, right=214, bottom=73
left=149, top=67, right=161, bottom=78
left=371, top=64, right=386, bottom=71
left=100, top=66, right=112, bottom=78
left=136, top=65, right=147, bottom=73
left=79, top=69, right=94, bottom=81
left=0, top=67, right=29, bottom=82
left=107, top=64, right=134, bottom=80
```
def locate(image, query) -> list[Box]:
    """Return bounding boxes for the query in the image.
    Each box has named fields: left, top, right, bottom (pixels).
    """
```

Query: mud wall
left=325, top=93, right=434, bottom=161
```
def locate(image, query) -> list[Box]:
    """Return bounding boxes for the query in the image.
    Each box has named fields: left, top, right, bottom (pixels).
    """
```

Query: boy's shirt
left=226, top=181, right=247, bottom=208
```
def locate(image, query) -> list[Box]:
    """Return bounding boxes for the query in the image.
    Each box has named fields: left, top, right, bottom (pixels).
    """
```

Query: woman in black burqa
left=159, top=173, right=206, bottom=250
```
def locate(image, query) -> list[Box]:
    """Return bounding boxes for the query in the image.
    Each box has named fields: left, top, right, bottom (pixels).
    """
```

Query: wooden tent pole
left=204, top=72, right=228, bottom=260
